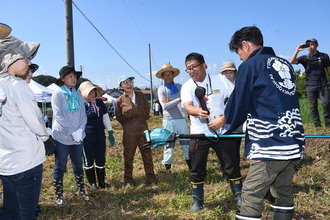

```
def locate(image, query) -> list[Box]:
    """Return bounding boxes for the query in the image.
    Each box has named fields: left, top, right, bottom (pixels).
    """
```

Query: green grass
left=1, top=99, right=330, bottom=219
left=300, top=98, right=326, bottom=125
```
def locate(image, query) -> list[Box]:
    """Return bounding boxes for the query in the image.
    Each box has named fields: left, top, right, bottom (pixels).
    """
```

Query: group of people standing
left=153, top=26, right=307, bottom=220
left=2, top=23, right=329, bottom=219
left=0, top=26, right=118, bottom=218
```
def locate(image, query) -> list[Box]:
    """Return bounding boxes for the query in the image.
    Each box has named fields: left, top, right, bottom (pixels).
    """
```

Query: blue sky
left=2, top=0, right=330, bottom=90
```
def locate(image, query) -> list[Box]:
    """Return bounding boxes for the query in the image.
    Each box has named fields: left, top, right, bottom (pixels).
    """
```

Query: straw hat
left=0, top=23, right=11, bottom=39
left=221, top=61, right=237, bottom=72
left=78, top=81, right=103, bottom=100
left=155, top=64, right=180, bottom=79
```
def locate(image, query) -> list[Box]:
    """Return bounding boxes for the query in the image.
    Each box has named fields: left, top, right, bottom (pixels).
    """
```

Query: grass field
left=299, top=98, right=325, bottom=125
left=1, top=99, right=330, bottom=219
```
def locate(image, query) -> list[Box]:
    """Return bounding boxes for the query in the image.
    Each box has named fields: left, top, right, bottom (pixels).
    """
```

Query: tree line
left=36, top=69, right=330, bottom=99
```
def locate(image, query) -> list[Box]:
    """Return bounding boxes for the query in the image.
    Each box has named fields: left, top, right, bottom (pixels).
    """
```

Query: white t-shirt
left=181, top=74, right=233, bottom=135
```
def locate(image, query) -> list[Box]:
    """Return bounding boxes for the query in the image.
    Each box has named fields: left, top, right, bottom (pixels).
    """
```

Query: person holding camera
left=290, top=38, right=330, bottom=128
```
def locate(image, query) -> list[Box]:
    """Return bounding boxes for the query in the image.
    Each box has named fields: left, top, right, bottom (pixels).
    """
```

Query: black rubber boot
left=164, top=164, right=172, bottom=173
left=229, top=177, right=242, bottom=208
left=191, top=182, right=204, bottom=212
left=74, top=175, right=90, bottom=202
left=84, top=166, right=98, bottom=189
left=236, top=212, right=261, bottom=220
left=185, top=160, right=192, bottom=170
left=53, top=179, right=64, bottom=206
left=270, top=204, right=294, bottom=220
left=96, top=167, right=111, bottom=188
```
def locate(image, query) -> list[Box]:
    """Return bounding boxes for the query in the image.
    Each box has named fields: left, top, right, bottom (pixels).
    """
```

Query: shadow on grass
left=38, top=185, right=184, bottom=219
left=293, top=182, right=323, bottom=194
left=38, top=167, right=242, bottom=219
left=297, top=155, right=315, bottom=168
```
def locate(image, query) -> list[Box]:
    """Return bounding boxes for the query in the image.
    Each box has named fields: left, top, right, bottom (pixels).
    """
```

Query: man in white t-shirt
left=181, top=52, right=242, bottom=212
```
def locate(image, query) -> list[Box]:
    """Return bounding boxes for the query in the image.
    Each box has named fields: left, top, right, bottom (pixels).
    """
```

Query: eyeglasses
left=122, top=79, right=134, bottom=85
left=223, top=70, right=235, bottom=75
left=20, top=56, right=32, bottom=64
left=185, top=63, right=202, bottom=73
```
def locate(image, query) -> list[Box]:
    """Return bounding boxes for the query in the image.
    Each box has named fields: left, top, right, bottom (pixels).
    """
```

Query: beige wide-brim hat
left=155, top=64, right=180, bottom=79
left=221, top=61, right=237, bottom=72
left=0, top=35, right=40, bottom=74
left=78, top=81, right=103, bottom=100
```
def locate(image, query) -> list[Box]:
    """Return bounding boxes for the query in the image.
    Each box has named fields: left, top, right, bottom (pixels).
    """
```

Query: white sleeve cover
left=103, top=113, right=113, bottom=131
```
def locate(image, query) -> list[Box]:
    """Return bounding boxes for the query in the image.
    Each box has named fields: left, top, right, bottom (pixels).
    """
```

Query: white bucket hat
left=0, top=35, right=40, bottom=74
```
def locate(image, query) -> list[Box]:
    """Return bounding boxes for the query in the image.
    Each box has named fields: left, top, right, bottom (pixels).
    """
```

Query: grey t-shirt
left=157, top=83, right=186, bottom=120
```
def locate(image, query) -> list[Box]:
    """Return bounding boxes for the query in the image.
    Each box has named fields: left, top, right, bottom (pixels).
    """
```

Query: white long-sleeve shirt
left=157, top=83, right=186, bottom=120
left=51, top=87, right=87, bottom=145
left=0, top=73, right=48, bottom=175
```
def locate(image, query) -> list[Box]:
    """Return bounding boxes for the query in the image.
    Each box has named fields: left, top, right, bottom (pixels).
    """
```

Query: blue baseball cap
left=118, top=75, right=135, bottom=86
left=306, top=38, right=318, bottom=45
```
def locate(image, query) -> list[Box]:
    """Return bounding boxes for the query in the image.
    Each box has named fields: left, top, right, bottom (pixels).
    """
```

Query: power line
left=71, top=1, right=150, bottom=82
left=121, top=0, right=149, bottom=45
left=120, top=0, right=161, bottom=72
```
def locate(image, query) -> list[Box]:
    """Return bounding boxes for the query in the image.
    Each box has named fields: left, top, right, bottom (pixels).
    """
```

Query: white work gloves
left=72, top=128, right=83, bottom=142
left=46, top=127, right=52, bottom=135
left=0, top=85, right=6, bottom=117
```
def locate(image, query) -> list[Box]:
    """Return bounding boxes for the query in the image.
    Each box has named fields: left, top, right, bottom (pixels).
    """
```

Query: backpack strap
left=305, top=53, right=327, bottom=81
left=319, top=52, right=326, bottom=67
left=305, top=54, right=311, bottom=81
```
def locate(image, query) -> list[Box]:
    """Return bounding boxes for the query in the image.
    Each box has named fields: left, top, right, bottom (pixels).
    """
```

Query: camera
left=301, top=43, right=310, bottom=49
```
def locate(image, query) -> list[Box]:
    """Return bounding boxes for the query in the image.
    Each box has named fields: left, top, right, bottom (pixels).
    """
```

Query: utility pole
left=64, top=0, right=75, bottom=67
left=149, top=43, right=153, bottom=103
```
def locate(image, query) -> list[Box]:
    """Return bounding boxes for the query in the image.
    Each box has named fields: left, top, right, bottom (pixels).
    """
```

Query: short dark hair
left=185, top=52, right=205, bottom=64
left=229, top=26, right=264, bottom=52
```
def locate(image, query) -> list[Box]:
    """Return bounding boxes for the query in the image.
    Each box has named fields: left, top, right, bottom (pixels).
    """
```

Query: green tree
left=33, top=75, right=57, bottom=87
left=33, top=75, right=91, bottom=89
left=294, top=69, right=306, bottom=98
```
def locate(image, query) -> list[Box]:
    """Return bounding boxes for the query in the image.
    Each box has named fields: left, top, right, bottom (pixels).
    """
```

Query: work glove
left=72, top=128, right=83, bottom=142
left=108, top=130, right=115, bottom=146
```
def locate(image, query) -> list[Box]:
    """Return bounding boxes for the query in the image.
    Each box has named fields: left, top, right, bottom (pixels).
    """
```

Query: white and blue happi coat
left=225, top=47, right=305, bottom=161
